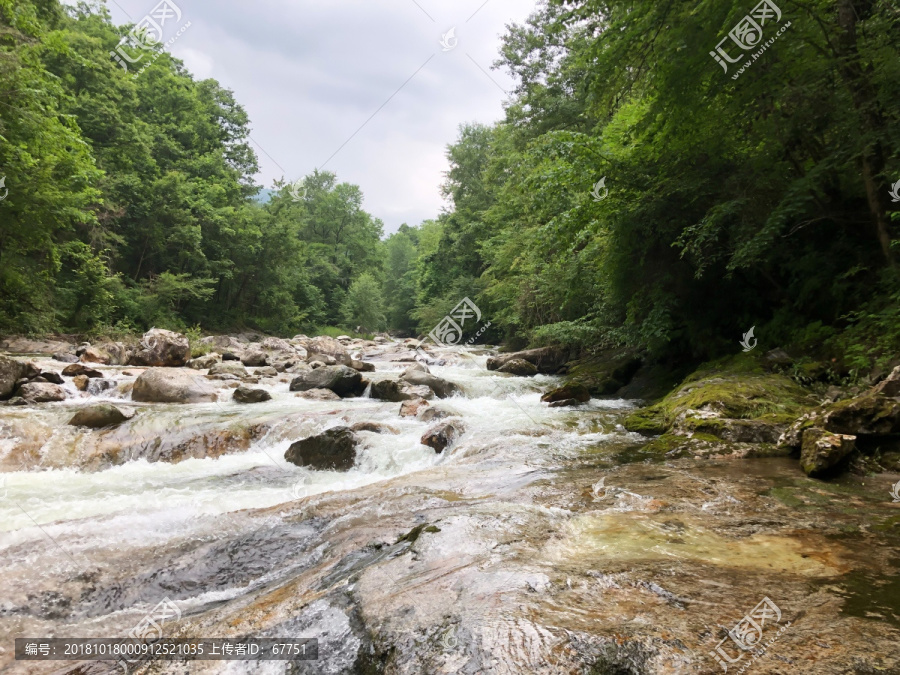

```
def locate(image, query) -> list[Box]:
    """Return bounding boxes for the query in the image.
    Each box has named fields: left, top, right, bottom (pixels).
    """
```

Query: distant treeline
left=1, top=1, right=898, bottom=373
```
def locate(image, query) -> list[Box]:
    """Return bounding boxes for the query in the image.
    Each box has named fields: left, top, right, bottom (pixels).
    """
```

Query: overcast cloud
left=95, top=0, right=538, bottom=234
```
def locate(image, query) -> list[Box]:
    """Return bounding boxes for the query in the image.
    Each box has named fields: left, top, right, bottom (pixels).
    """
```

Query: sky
left=95, top=0, right=538, bottom=234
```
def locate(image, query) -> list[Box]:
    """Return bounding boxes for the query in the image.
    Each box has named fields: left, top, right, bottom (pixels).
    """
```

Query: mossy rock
left=567, top=348, right=643, bottom=396
left=625, top=355, right=814, bottom=441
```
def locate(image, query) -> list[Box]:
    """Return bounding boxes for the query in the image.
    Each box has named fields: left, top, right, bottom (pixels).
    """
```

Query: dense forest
left=1, top=0, right=898, bottom=374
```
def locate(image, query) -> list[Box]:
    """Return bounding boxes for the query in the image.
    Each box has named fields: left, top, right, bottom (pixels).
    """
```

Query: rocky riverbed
left=1, top=334, right=899, bottom=674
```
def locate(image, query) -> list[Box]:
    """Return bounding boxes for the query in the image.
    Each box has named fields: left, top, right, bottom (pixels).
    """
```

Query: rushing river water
left=1, top=342, right=899, bottom=674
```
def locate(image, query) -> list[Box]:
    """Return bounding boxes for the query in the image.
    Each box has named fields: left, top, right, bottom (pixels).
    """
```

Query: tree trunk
left=835, top=0, right=893, bottom=265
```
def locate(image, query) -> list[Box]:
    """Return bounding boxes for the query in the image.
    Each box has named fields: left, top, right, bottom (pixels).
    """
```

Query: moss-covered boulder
left=624, top=356, right=813, bottom=440
left=800, top=428, right=856, bottom=476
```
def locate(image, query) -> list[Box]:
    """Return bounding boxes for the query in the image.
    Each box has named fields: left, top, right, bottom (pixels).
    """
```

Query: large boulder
left=233, top=386, right=272, bottom=404
left=497, top=358, right=538, bottom=377
left=487, top=347, right=568, bottom=375
left=97, top=342, right=132, bottom=366
left=68, top=404, right=136, bottom=429
left=187, top=353, right=222, bottom=370
left=295, top=336, right=351, bottom=365
left=209, top=361, right=249, bottom=378
left=289, top=366, right=365, bottom=398
left=421, top=419, right=466, bottom=453
left=399, top=369, right=460, bottom=398
left=874, top=365, right=900, bottom=398
left=80, top=345, right=112, bottom=365
left=62, top=363, right=103, bottom=378
left=199, top=335, right=247, bottom=356
left=17, top=382, right=67, bottom=403
left=0, top=355, right=29, bottom=399
left=284, top=427, right=359, bottom=471
left=132, top=368, right=218, bottom=404
left=541, top=384, right=591, bottom=404
left=800, top=428, right=856, bottom=476
left=780, top=393, right=900, bottom=450
left=370, top=379, right=417, bottom=402
left=128, top=329, right=191, bottom=367
left=240, top=350, right=269, bottom=367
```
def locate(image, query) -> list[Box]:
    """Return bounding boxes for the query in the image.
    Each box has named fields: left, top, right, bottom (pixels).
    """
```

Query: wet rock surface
left=290, top=365, right=365, bottom=398
left=132, top=368, right=218, bottom=404
left=285, top=426, right=360, bottom=471
left=68, top=404, right=136, bottom=428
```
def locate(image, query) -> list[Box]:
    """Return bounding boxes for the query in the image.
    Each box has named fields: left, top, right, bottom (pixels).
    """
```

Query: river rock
left=418, top=408, right=450, bottom=423
left=370, top=379, right=417, bottom=402
left=98, top=342, right=132, bottom=366
left=86, top=379, right=117, bottom=396
left=132, top=368, right=218, bottom=404
left=128, top=329, right=191, bottom=367
left=255, top=366, right=278, bottom=378
left=73, top=375, right=90, bottom=391
left=351, top=422, right=400, bottom=434
left=17, top=382, right=67, bottom=403
left=233, top=386, right=272, bottom=404
left=68, top=404, right=136, bottom=429
left=284, top=427, right=359, bottom=471
left=421, top=419, right=466, bottom=453
left=497, top=358, right=538, bottom=377
left=800, top=428, right=856, bottom=476
left=874, top=365, right=900, bottom=398
left=240, top=350, right=268, bottom=367
left=487, top=347, right=568, bottom=374
left=402, top=384, right=434, bottom=400
left=295, top=388, right=342, bottom=401
left=52, top=352, right=79, bottom=364
left=400, top=398, right=429, bottom=417
left=294, top=336, right=350, bottom=365
left=289, top=366, right=365, bottom=398
left=209, top=361, right=248, bottom=378
left=350, top=359, right=376, bottom=372
left=549, top=398, right=581, bottom=408
left=405, top=362, right=430, bottom=374
left=399, top=369, right=460, bottom=398
left=541, top=384, right=591, bottom=404
left=62, top=363, right=103, bottom=378
left=0, top=355, right=29, bottom=398
left=80, top=345, right=112, bottom=365
left=38, top=371, right=64, bottom=385
left=187, top=353, right=222, bottom=370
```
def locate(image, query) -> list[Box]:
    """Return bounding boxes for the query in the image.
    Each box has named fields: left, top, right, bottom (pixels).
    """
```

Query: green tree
left=341, top=272, right=386, bottom=333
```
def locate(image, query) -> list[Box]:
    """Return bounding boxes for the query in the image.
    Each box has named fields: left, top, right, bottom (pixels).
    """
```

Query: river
left=1, top=341, right=898, bottom=674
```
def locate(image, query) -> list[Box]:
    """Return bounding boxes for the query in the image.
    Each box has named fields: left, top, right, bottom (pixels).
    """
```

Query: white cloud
left=94, top=0, right=538, bottom=233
